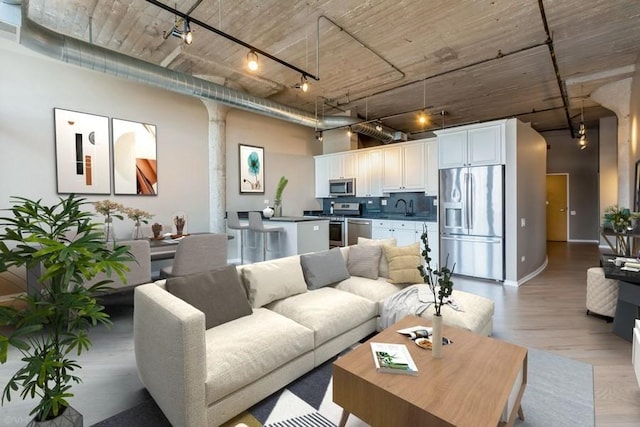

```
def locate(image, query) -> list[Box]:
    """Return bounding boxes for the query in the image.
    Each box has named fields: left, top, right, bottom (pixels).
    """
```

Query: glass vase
left=132, top=220, right=144, bottom=240
left=104, top=217, right=116, bottom=243
left=274, top=202, right=282, bottom=217
left=432, top=314, right=443, bottom=358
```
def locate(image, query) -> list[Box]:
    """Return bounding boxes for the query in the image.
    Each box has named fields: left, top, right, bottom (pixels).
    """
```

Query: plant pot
left=432, top=314, right=443, bottom=359
left=27, top=405, right=83, bottom=427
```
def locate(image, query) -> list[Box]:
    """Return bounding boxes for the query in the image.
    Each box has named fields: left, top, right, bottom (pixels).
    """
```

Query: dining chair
left=247, top=212, right=284, bottom=261
left=227, top=211, right=250, bottom=264
left=82, top=239, right=152, bottom=292
left=160, top=233, right=228, bottom=278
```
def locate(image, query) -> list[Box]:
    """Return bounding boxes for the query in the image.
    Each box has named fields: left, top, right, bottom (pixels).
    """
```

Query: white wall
left=225, top=109, right=321, bottom=216
left=0, top=38, right=211, bottom=285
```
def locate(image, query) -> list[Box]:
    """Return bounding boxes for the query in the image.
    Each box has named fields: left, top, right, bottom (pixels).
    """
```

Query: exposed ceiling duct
left=15, top=0, right=394, bottom=141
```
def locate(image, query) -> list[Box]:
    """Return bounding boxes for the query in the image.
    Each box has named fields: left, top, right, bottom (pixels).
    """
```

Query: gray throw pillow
left=348, top=244, right=382, bottom=280
left=166, top=265, right=252, bottom=329
left=300, top=247, right=350, bottom=290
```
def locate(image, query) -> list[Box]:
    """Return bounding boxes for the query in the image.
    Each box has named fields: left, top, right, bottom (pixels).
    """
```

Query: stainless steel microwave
left=329, top=178, right=355, bottom=196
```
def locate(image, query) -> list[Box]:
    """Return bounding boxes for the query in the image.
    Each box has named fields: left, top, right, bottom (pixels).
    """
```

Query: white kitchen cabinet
left=314, top=155, right=331, bottom=198
left=356, top=149, right=383, bottom=197
left=371, top=219, right=419, bottom=246
left=329, top=152, right=358, bottom=179
left=425, top=222, right=439, bottom=270
left=425, top=139, right=438, bottom=196
left=437, top=121, right=505, bottom=168
left=382, top=142, right=426, bottom=192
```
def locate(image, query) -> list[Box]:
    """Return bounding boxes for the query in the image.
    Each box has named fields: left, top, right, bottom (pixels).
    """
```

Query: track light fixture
left=375, top=122, right=383, bottom=132
left=247, top=50, right=259, bottom=72
left=164, top=16, right=193, bottom=45
left=316, top=131, right=323, bottom=142
left=294, top=75, right=310, bottom=92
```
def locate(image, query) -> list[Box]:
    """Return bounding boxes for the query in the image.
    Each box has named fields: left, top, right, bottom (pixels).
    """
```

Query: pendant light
left=577, top=86, right=588, bottom=150
left=247, top=50, right=259, bottom=72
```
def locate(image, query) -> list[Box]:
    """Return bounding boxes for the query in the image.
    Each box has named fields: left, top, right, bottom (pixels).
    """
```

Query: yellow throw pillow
left=383, top=242, right=423, bottom=284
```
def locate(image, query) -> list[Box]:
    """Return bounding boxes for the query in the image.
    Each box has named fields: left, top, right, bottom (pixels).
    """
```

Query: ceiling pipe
left=16, top=0, right=395, bottom=139
left=537, top=0, right=574, bottom=137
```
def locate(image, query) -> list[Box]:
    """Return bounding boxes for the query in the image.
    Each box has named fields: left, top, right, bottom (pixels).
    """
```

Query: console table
left=601, top=255, right=640, bottom=342
left=601, top=227, right=640, bottom=257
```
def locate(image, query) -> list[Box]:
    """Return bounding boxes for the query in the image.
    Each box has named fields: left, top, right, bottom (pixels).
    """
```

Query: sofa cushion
left=239, top=255, right=307, bottom=308
left=165, top=265, right=252, bottom=329
left=267, top=287, right=377, bottom=347
left=384, top=242, right=424, bottom=284
left=357, top=237, right=397, bottom=278
left=300, top=247, right=350, bottom=290
left=334, top=276, right=406, bottom=314
left=347, top=244, right=382, bottom=279
left=204, top=308, right=314, bottom=404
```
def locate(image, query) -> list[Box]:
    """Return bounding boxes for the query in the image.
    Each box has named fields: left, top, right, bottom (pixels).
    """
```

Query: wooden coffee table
left=333, top=315, right=527, bottom=427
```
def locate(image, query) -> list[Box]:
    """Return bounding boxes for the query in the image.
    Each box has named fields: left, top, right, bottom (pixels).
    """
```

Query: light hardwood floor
left=454, top=242, right=640, bottom=426
left=1, top=242, right=639, bottom=425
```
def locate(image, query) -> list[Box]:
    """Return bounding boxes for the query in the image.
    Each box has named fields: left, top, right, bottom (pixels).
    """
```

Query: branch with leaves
left=416, top=224, right=455, bottom=317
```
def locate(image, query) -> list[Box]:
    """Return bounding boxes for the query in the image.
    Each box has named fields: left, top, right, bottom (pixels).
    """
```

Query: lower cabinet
left=370, top=220, right=439, bottom=269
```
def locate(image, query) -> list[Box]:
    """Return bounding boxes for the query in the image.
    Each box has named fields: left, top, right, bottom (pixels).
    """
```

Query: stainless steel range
left=328, top=202, right=361, bottom=247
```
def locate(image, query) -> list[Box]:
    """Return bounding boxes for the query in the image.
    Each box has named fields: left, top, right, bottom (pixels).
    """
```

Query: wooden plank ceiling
left=25, top=0, right=640, bottom=138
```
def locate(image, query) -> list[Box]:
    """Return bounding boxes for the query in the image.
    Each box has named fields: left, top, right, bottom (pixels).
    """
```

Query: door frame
left=546, top=173, right=570, bottom=241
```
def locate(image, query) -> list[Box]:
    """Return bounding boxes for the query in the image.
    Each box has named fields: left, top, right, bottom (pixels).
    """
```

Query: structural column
left=201, top=100, right=229, bottom=234
left=592, top=78, right=632, bottom=207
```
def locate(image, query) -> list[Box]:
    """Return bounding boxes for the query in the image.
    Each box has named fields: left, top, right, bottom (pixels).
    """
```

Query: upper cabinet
left=314, top=152, right=358, bottom=198
left=314, top=155, right=331, bottom=198
left=356, top=149, right=383, bottom=197
left=425, top=139, right=438, bottom=196
left=437, top=121, right=505, bottom=168
left=382, top=141, right=426, bottom=192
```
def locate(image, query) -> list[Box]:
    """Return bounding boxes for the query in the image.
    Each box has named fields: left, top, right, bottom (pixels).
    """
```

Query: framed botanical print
left=54, top=108, right=111, bottom=194
left=239, top=144, right=264, bottom=194
left=112, top=118, right=158, bottom=195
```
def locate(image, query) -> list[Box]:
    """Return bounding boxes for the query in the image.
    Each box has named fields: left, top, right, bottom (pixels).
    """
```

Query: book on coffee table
left=370, top=342, right=418, bottom=376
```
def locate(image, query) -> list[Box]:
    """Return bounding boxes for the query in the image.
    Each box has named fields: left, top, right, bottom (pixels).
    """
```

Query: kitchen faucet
left=408, top=200, right=414, bottom=215
left=395, top=198, right=407, bottom=216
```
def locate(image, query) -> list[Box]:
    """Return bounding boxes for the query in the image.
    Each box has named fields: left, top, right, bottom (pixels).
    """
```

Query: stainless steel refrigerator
left=439, top=165, right=504, bottom=281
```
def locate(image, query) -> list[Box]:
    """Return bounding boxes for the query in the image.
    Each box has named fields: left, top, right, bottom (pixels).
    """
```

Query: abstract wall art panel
left=54, top=108, right=111, bottom=194
left=239, top=144, right=264, bottom=194
left=112, top=118, right=158, bottom=195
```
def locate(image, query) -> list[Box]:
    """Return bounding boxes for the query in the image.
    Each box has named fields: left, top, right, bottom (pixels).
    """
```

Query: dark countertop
left=266, top=216, right=329, bottom=222
left=360, top=213, right=436, bottom=222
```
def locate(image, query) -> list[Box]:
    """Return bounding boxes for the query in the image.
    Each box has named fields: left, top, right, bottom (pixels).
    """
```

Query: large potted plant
left=417, top=225, right=455, bottom=358
left=0, top=195, right=133, bottom=426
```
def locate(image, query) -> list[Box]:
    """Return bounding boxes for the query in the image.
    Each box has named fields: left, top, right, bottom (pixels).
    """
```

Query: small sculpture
left=152, top=223, right=163, bottom=239
left=174, top=215, right=186, bottom=235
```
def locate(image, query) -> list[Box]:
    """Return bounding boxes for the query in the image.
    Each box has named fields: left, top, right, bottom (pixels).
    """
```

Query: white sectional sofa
left=133, top=240, right=494, bottom=427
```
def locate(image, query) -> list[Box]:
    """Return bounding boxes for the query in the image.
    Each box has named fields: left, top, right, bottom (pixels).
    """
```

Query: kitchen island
left=229, top=216, right=329, bottom=263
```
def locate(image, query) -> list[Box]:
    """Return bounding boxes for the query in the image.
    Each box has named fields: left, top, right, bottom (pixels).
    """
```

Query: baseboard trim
left=504, top=256, right=549, bottom=287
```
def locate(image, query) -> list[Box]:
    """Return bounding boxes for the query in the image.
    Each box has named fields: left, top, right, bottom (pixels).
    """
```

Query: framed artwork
left=112, top=118, right=158, bottom=195
left=635, top=160, right=640, bottom=212
left=54, top=108, right=111, bottom=194
left=239, top=144, right=264, bottom=194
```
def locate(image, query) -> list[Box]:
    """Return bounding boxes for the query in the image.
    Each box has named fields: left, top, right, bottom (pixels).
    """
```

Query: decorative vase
left=432, top=314, right=443, bottom=359
left=274, top=202, right=282, bottom=217
left=27, top=405, right=83, bottom=427
left=263, top=206, right=274, bottom=218
left=132, top=220, right=144, bottom=240
left=104, top=217, right=115, bottom=243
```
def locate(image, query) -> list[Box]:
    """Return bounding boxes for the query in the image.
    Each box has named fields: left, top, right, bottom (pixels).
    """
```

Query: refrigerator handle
left=469, top=173, right=474, bottom=231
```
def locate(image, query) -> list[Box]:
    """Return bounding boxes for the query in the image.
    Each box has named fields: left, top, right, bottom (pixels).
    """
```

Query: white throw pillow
left=240, top=256, right=307, bottom=308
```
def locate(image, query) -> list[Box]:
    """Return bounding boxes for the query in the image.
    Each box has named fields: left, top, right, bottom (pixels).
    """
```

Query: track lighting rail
left=145, top=0, right=319, bottom=81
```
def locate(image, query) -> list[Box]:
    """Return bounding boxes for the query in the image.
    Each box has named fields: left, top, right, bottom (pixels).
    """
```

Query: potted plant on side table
left=417, top=225, right=455, bottom=358
left=0, top=195, right=134, bottom=426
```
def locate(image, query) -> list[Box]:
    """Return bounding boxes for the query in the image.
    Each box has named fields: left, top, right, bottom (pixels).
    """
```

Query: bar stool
left=227, top=211, right=250, bottom=264
left=248, top=212, right=284, bottom=261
